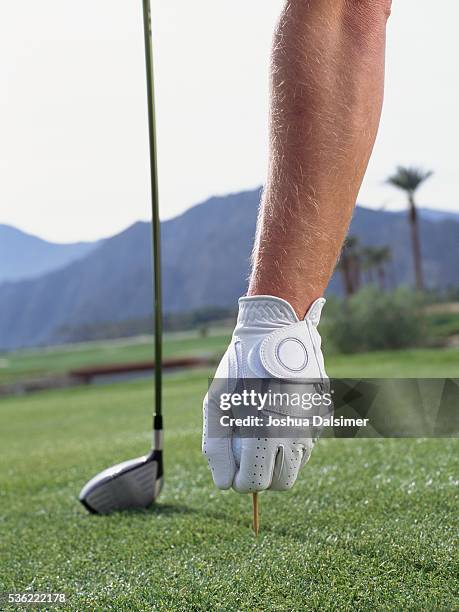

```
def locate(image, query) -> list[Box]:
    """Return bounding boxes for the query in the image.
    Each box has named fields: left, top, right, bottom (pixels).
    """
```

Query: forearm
left=249, top=0, right=391, bottom=317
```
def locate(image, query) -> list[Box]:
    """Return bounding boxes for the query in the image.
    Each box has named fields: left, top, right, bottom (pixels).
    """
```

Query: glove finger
left=299, top=439, right=315, bottom=469
left=270, top=443, right=303, bottom=491
left=205, top=438, right=236, bottom=489
left=202, top=395, right=236, bottom=490
left=233, top=438, right=277, bottom=493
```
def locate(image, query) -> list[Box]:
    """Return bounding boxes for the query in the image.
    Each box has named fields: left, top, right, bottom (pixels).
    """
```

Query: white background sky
left=0, top=0, right=458, bottom=243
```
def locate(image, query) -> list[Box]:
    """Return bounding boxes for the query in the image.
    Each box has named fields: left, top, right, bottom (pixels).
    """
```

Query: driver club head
left=79, top=450, right=163, bottom=514
left=79, top=0, right=164, bottom=517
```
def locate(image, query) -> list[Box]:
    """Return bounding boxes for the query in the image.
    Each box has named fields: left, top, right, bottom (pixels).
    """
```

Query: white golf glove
left=202, top=295, right=328, bottom=493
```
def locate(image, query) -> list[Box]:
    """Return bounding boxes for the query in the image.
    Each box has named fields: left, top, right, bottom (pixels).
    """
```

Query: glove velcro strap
left=259, top=321, right=322, bottom=380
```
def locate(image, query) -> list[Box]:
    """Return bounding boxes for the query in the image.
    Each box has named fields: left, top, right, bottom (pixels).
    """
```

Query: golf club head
left=79, top=450, right=163, bottom=514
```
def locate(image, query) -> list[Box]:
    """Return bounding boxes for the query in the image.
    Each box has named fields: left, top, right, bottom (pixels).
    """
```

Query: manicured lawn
left=0, top=329, right=230, bottom=385
left=0, top=367, right=457, bottom=610
left=1, top=328, right=458, bottom=385
left=326, top=347, right=459, bottom=377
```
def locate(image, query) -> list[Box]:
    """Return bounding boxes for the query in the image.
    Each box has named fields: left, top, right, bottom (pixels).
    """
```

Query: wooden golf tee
left=252, top=493, right=259, bottom=536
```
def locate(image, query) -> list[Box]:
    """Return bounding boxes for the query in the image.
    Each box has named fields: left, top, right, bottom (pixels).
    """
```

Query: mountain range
left=1, top=188, right=458, bottom=350
left=0, top=224, right=97, bottom=284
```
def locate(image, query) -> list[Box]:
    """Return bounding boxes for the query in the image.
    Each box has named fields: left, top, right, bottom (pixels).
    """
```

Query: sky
left=0, top=0, right=458, bottom=243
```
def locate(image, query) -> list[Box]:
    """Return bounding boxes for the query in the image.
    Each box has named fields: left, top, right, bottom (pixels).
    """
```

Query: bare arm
left=249, top=0, right=392, bottom=317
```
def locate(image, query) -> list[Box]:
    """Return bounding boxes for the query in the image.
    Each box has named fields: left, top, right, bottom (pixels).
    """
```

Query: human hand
left=202, top=295, right=328, bottom=493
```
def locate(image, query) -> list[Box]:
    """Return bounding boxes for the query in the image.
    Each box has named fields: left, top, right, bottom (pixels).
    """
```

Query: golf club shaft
left=142, top=0, right=163, bottom=427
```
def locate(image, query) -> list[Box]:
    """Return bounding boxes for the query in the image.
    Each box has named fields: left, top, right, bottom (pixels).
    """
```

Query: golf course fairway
left=0, top=357, right=457, bottom=610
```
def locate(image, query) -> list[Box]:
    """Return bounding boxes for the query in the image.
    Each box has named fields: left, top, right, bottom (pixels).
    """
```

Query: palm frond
left=386, top=166, right=433, bottom=194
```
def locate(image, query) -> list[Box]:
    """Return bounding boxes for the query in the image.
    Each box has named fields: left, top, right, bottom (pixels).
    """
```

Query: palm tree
left=338, top=236, right=361, bottom=296
left=373, top=246, right=392, bottom=290
left=361, top=246, right=391, bottom=289
left=361, top=247, right=378, bottom=285
left=386, top=166, right=433, bottom=291
left=347, top=236, right=362, bottom=293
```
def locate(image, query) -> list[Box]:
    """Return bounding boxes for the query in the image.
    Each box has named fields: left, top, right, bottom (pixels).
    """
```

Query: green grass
left=326, top=346, right=459, bottom=377
left=0, top=366, right=457, bottom=610
left=0, top=329, right=230, bottom=385
left=1, top=328, right=458, bottom=386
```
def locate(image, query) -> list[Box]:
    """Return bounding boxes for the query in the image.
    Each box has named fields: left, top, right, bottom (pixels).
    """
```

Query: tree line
left=339, top=166, right=433, bottom=296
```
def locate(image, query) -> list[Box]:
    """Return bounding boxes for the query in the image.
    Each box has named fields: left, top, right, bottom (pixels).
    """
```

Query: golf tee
left=252, top=493, right=259, bottom=537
